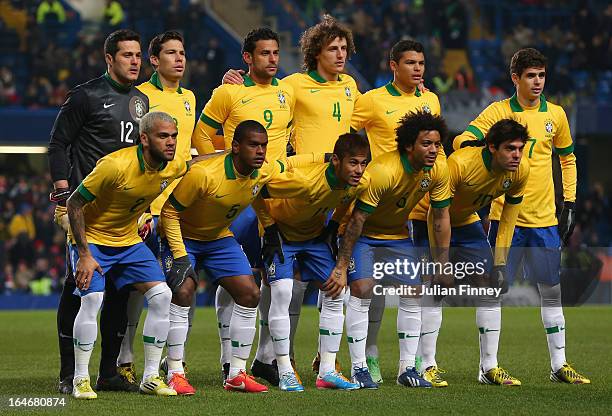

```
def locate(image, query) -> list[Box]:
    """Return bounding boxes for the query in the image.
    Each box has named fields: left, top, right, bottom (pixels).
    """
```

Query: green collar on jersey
left=149, top=71, right=183, bottom=93
left=385, top=82, right=421, bottom=97
left=224, top=153, right=258, bottom=179
left=400, top=151, right=432, bottom=174
left=103, top=71, right=131, bottom=92
left=307, top=70, right=342, bottom=83
left=481, top=147, right=493, bottom=171
left=137, top=143, right=168, bottom=172
left=509, top=92, right=547, bottom=112
left=243, top=74, right=279, bottom=87
left=325, top=162, right=348, bottom=190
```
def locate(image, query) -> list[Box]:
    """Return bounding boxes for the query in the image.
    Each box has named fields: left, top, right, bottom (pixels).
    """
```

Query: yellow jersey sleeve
left=552, top=106, right=577, bottom=202
left=350, top=92, right=373, bottom=132
left=355, top=162, right=391, bottom=213
left=429, top=159, right=452, bottom=208
left=453, top=102, right=505, bottom=150
left=78, top=157, right=120, bottom=201
left=193, top=86, right=232, bottom=154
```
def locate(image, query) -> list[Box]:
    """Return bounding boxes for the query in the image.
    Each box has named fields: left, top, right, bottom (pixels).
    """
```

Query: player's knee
left=235, top=287, right=260, bottom=308
left=172, top=282, right=195, bottom=307
left=350, top=279, right=374, bottom=298
left=144, top=282, right=172, bottom=309
left=538, top=283, right=562, bottom=307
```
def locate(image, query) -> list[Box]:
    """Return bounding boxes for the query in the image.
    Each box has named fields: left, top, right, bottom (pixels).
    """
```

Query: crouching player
left=253, top=133, right=370, bottom=391
left=66, top=112, right=189, bottom=399
left=328, top=111, right=452, bottom=388
left=432, top=119, right=530, bottom=385
left=160, top=120, right=305, bottom=393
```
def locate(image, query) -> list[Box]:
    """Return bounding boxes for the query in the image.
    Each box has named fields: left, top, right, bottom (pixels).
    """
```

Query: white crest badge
left=502, top=178, right=512, bottom=190
left=419, top=177, right=431, bottom=191
left=160, top=179, right=169, bottom=192
left=345, top=87, right=352, bottom=98
left=184, top=99, right=191, bottom=114
left=348, top=257, right=356, bottom=273
left=278, top=91, right=286, bottom=105
left=545, top=120, right=553, bottom=134
left=422, top=103, right=431, bottom=114
left=252, top=184, right=260, bottom=196
left=267, top=262, right=276, bottom=278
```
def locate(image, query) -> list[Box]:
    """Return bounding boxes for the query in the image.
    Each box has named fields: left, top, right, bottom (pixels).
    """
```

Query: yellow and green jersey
left=356, top=150, right=451, bottom=239
left=351, top=82, right=440, bottom=159
left=161, top=153, right=304, bottom=257
left=454, top=94, right=576, bottom=227
left=137, top=72, right=196, bottom=215
left=284, top=71, right=360, bottom=154
left=448, top=146, right=529, bottom=227
left=76, top=144, right=188, bottom=246
left=261, top=162, right=370, bottom=241
left=350, top=81, right=442, bottom=222
left=193, top=74, right=294, bottom=162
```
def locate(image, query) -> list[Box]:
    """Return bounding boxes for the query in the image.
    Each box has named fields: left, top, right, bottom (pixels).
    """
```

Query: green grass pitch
left=1, top=306, right=611, bottom=415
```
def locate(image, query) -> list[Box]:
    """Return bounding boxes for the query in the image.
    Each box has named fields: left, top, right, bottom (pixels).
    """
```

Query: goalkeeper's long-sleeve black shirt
left=48, top=72, right=149, bottom=190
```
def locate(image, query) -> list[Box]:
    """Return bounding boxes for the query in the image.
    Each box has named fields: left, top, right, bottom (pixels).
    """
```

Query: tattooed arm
left=67, top=191, right=101, bottom=290
left=322, top=209, right=369, bottom=298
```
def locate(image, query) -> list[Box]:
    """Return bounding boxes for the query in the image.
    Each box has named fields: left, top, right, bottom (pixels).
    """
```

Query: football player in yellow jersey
left=439, top=119, right=530, bottom=387
left=350, top=39, right=441, bottom=384
left=116, top=31, right=198, bottom=395
left=454, top=48, right=589, bottom=384
left=223, top=17, right=360, bottom=380
left=326, top=112, right=451, bottom=388
left=160, top=120, right=304, bottom=393
left=65, top=112, right=188, bottom=399
left=252, top=134, right=369, bottom=392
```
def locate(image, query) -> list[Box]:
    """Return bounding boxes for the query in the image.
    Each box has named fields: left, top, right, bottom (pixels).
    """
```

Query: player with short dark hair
left=160, top=120, right=305, bottom=393
left=254, top=133, right=369, bottom=391
left=48, top=28, right=148, bottom=395
left=66, top=111, right=189, bottom=399
left=115, top=29, right=198, bottom=395
left=454, top=47, right=589, bottom=384
left=328, top=111, right=452, bottom=388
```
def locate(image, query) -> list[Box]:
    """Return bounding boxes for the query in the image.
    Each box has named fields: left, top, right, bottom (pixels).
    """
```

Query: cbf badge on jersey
left=183, top=98, right=192, bottom=116
left=544, top=119, right=554, bottom=138
left=130, top=96, right=146, bottom=122
left=422, top=103, right=431, bottom=114
left=345, top=87, right=353, bottom=101
left=502, top=178, right=512, bottom=190
left=419, top=176, right=432, bottom=191
left=277, top=90, right=287, bottom=108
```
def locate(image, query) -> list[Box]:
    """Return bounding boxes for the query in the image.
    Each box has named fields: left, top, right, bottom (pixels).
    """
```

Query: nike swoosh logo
left=241, top=98, right=254, bottom=104
left=231, top=381, right=246, bottom=390
left=240, top=343, right=252, bottom=347
left=222, top=324, right=230, bottom=328
left=150, top=104, right=161, bottom=109
left=59, top=332, right=72, bottom=339
left=353, top=336, right=366, bottom=342
left=124, top=186, right=135, bottom=190
left=215, top=194, right=230, bottom=199
left=483, top=329, right=500, bottom=333
left=272, top=337, right=288, bottom=341
left=386, top=109, right=398, bottom=115
left=167, top=343, right=182, bottom=347
left=103, top=103, right=115, bottom=108
left=465, top=183, right=477, bottom=187
left=420, top=330, right=438, bottom=335
left=310, top=89, right=321, bottom=93
left=331, top=332, right=343, bottom=336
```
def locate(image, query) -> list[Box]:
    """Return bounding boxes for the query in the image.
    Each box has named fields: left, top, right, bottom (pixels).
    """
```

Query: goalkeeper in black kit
left=47, top=29, right=149, bottom=395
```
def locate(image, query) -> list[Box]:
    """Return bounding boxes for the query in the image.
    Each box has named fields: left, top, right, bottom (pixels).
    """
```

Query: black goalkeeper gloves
left=262, top=224, right=284, bottom=264
left=167, top=255, right=197, bottom=293
left=316, top=220, right=340, bottom=260
left=490, top=265, right=509, bottom=295
left=558, top=201, right=576, bottom=246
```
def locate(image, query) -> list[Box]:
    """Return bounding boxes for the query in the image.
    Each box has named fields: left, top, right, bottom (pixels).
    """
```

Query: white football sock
left=419, top=293, right=442, bottom=370
left=73, top=292, right=103, bottom=379
left=254, top=281, right=275, bottom=364
left=167, top=303, right=189, bottom=375
left=183, top=293, right=197, bottom=362
left=229, top=303, right=257, bottom=378
left=476, top=296, right=501, bottom=372
left=288, top=280, right=308, bottom=358
left=117, top=290, right=144, bottom=365
left=142, top=283, right=172, bottom=380
left=346, top=295, right=370, bottom=375
left=539, top=283, right=566, bottom=371
left=319, top=290, right=345, bottom=376
left=269, top=279, right=293, bottom=369
left=215, top=285, right=234, bottom=366
left=366, top=292, right=385, bottom=358
left=397, top=296, right=421, bottom=374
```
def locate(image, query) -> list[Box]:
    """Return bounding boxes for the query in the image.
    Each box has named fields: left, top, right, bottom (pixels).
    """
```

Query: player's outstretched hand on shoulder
left=167, top=255, right=197, bottom=293
left=75, top=254, right=103, bottom=290
left=262, top=224, right=284, bottom=264
left=223, top=69, right=245, bottom=85
left=322, top=267, right=347, bottom=299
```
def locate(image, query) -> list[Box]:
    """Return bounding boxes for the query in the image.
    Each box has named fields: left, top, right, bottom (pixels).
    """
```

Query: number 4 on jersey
left=332, top=102, right=341, bottom=122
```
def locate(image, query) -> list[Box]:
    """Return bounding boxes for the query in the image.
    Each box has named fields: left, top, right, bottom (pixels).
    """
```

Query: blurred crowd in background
left=0, top=0, right=610, bottom=294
